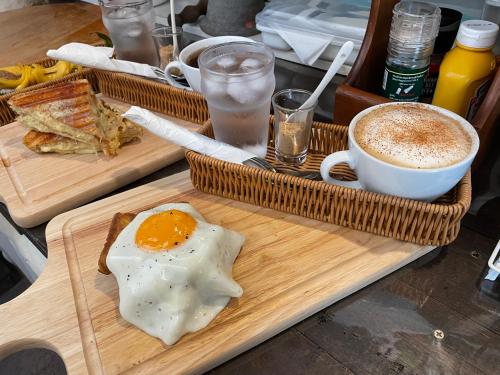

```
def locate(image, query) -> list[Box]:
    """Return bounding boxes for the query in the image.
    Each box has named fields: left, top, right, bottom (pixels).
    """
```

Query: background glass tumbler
left=199, top=41, right=275, bottom=158
left=272, top=89, right=317, bottom=165
left=99, top=0, right=159, bottom=66
left=152, top=26, right=183, bottom=69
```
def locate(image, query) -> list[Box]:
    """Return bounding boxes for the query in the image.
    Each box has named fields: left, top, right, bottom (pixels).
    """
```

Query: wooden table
left=1, top=3, right=499, bottom=375
left=0, top=2, right=106, bottom=65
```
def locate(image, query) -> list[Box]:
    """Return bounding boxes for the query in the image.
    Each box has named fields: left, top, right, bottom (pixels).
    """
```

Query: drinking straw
left=170, top=0, right=179, bottom=57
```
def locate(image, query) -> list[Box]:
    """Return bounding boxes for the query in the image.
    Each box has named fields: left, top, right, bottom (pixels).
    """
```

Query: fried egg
left=106, top=203, right=244, bottom=345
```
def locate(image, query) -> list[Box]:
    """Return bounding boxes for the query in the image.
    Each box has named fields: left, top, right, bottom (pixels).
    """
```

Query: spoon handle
left=299, top=41, right=354, bottom=110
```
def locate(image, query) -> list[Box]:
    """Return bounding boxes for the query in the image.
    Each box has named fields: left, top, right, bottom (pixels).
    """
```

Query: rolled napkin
left=124, top=106, right=257, bottom=164
left=47, top=43, right=158, bottom=79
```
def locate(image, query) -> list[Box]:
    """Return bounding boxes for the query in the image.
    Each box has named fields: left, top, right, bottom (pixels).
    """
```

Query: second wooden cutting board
left=0, top=170, right=435, bottom=374
left=0, top=96, right=199, bottom=227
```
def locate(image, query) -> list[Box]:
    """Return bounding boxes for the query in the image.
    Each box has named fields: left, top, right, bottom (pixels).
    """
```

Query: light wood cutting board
left=0, top=95, right=199, bottom=228
left=0, top=170, right=435, bottom=374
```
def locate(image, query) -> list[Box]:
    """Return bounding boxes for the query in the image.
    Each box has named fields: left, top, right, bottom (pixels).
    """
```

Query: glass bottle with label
left=432, top=20, right=498, bottom=121
left=382, top=1, right=441, bottom=102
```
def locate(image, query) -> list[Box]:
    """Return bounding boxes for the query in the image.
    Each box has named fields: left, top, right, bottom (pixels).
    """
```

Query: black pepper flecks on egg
left=174, top=241, right=179, bottom=245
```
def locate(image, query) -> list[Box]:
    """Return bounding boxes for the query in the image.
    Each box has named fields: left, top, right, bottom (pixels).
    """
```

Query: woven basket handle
left=320, top=151, right=361, bottom=189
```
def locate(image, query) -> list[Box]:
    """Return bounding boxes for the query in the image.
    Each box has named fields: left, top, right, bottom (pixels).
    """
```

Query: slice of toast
left=9, top=80, right=100, bottom=146
left=9, top=79, right=143, bottom=156
left=23, top=130, right=101, bottom=154
left=98, top=212, right=137, bottom=274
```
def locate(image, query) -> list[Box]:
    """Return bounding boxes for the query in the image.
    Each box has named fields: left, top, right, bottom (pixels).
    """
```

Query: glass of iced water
left=99, top=0, right=159, bottom=66
left=199, top=42, right=275, bottom=158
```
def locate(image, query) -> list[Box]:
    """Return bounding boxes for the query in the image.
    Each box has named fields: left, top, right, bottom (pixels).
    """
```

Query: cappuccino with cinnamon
left=354, top=104, right=472, bottom=169
left=320, top=102, right=479, bottom=201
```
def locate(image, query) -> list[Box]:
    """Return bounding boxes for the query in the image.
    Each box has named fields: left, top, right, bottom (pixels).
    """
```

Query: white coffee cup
left=164, top=36, right=253, bottom=91
left=320, top=102, right=479, bottom=201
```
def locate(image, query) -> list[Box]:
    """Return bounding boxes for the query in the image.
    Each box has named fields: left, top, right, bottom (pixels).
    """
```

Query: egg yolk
left=135, top=210, right=196, bottom=251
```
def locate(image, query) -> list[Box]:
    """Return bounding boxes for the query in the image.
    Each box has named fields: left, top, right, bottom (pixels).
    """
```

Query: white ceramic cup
left=164, top=36, right=253, bottom=91
left=320, top=102, right=480, bottom=201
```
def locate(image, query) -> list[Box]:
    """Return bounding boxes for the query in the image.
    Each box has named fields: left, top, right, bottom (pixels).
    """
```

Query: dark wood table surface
left=0, top=3, right=499, bottom=375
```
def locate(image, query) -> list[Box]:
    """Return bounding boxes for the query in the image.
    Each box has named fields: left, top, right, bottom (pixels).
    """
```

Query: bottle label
left=465, top=77, right=492, bottom=121
left=382, top=63, right=428, bottom=102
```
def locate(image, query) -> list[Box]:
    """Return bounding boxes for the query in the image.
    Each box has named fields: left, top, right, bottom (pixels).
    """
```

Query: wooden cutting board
left=0, top=95, right=199, bottom=228
left=0, top=170, right=435, bottom=374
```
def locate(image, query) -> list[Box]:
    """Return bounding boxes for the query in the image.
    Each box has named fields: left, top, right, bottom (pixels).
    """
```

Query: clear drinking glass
left=272, top=89, right=317, bottom=165
left=152, top=26, right=183, bottom=69
left=199, top=41, right=275, bottom=158
left=99, top=0, right=159, bottom=66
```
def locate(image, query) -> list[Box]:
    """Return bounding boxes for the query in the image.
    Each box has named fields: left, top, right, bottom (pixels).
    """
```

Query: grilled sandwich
left=9, top=79, right=142, bottom=156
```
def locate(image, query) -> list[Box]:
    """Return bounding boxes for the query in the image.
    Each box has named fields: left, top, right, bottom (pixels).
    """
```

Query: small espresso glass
left=152, top=26, right=183, bottom=69
left=272, top=89, right=317, bottom=165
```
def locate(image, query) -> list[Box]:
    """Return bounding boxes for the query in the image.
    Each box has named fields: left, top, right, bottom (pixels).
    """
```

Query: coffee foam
left=354, top=104, right=472, bottom=169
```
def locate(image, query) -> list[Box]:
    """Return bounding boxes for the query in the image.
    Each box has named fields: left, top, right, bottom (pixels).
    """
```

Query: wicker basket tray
left=0, top=58, right=209, bottom=126
left=186, top=118, right=471, bottom=246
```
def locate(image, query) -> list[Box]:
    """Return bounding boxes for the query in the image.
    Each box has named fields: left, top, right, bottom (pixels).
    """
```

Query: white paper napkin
left=124, top=106, right=257, bottom=164
left=270, top=6, right=335, bottom=66
left=47, top=42, right=158, bottom=79
left=273, top=25, right=333, bottom=65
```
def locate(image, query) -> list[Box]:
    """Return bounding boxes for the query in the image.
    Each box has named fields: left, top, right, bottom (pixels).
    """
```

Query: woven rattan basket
left=186, top=118, right=471, bottom=246
left=0, top=58, right=209, bottom=126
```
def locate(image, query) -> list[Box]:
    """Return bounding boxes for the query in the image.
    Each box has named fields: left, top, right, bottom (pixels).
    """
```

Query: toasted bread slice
left=98, top=212, right=137, bottom=274
left=23, top=130, right=100, bottom=154
left=9, top=80, right=100, bottom=146
left=23, top=124, right=141, bottom=155
left=9, top=79, right=143, bottom=156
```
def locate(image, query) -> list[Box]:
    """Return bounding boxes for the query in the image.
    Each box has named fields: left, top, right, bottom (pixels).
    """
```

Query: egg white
left=106, top=203, right=244, bottom=345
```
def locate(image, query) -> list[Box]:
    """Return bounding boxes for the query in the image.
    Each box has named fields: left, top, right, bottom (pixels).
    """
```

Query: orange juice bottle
left=432, top=20, right=498, bottom=121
